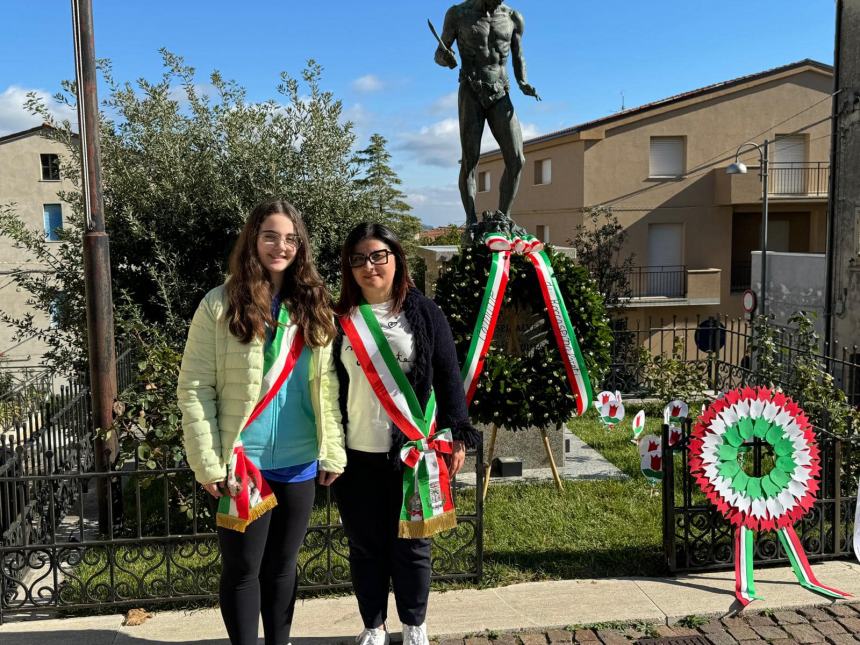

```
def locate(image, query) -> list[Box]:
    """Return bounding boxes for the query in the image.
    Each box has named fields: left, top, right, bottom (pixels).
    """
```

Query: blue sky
left=0, top=1, right=836, bottom=226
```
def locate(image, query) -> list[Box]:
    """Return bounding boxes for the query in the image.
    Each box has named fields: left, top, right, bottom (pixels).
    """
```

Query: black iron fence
left=624, top=265, right=687, bottom=299
left=0, top=350, right=483, bottom=623
left=768, top=162, right=829, bottom=196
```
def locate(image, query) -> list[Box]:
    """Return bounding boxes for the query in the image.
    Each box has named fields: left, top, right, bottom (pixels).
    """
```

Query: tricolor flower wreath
left=689, top=387, right=849, bottom=606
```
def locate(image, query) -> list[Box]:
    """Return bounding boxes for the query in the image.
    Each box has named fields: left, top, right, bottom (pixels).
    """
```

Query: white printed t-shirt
left=341, top=300, right=415, bottom=452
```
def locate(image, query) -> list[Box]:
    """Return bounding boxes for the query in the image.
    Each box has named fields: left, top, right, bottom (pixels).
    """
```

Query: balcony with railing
left=715, top=162, right=829, bottom=204
left=620, top=265, right=721, bottom=307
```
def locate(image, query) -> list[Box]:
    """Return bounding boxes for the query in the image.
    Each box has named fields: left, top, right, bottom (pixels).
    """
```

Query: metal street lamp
left=727, top=140, right=770, bottom=317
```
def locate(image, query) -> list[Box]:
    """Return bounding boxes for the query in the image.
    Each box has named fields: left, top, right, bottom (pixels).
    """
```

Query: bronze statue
left=431, top=0, right=540, bottom=241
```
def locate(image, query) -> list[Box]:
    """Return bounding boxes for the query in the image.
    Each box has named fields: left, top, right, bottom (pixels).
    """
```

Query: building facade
left=0, top=124, right=76, bottom=365
left=475, top=60, right=833, bottom=332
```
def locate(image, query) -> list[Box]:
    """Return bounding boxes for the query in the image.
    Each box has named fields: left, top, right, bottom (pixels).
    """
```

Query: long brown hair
left=226, top=199, right=336, bottom=346
left=335, top=222, right=413, bottom=316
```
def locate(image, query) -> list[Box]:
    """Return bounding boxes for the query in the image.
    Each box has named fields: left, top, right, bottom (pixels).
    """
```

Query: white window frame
left=534, top=158, right=552, bottom=186
left=477, top=170, right=491, bottom=193
left=535, top=224, right=550, bottom=243
left=649, top=136, right=685, bottom=178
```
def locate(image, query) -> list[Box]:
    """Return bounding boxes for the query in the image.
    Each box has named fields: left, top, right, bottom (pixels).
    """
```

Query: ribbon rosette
left=400, top=429, right=454, bottom=469
left=688, top=386, right=849, bottom=605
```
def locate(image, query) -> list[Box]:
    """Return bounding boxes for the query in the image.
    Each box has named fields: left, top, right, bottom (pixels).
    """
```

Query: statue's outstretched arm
left=511, top=10, right=540, bottom=101
left=434, top=6, right=458, bottom=69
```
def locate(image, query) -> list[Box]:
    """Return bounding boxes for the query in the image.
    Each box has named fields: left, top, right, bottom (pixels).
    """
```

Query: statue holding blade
left=430, top=0, right=540, bottom=242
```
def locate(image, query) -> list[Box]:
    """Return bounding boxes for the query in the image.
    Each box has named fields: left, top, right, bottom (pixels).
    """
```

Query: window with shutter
left=478, top=171, right=491, bottom=193
left=649, top=137, right=685, bottom=178
left=534, top=158, right=551, bottom=185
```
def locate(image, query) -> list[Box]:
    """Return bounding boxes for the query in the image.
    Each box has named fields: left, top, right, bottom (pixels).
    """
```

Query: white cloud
left=429, top=91, right=458, bottom=115
left=397, top=116, right=542, bottom=168
left=0, top=86, right=76, bottom=136
left=404, top=184, right=464, bottom=227
left=351, top=74, right=384, bottom=93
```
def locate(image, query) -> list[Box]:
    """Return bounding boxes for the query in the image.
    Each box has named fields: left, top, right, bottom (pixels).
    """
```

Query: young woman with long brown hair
left=177, top=199, right=345, bottom=645
left=332, top=223, right=478, bottom=645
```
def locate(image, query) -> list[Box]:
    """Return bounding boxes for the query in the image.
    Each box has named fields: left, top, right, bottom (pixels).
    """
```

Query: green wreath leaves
left=435, top=243, right=612, bottom=430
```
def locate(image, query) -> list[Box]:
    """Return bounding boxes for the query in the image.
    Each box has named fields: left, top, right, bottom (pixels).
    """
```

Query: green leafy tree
left=569, top=206, right=634, bottom=308
left=0, top=51, right=374, bottom=460
left=354, top=133, right=422, bottom=246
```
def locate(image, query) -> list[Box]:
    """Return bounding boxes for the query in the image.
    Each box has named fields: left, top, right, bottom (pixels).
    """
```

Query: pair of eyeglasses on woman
left=348, top=249, right=392, bottom=268
left=259, top=232, right=302, bottom=248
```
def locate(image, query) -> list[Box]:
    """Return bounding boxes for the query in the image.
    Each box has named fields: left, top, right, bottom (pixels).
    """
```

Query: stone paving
left=432, top=602, right=860, bottom=644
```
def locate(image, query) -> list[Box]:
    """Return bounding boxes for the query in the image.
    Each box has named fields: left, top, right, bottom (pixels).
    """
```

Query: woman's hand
left=445, top=440, right=467, bottom=478
left=203, top=480, right=227, bottom=498
left=318, top=471, right=340, bottom=486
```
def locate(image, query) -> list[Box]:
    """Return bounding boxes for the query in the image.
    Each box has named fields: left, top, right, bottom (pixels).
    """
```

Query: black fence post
left=661, top=422, right=676, bottom=573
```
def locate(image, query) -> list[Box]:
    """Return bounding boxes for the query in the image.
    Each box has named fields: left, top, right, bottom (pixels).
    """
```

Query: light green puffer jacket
left=177, top=285, right=346, bottom=485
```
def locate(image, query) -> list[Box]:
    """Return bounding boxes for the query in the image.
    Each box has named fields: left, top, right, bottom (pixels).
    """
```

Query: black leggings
left=216, top=477, right=316, bottom=645
left=334, top=450, right=432, bottom=628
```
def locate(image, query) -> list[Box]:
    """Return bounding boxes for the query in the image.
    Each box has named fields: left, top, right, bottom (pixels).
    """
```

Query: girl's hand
left=445, top=440, right=466, bottom=478
left=318, top=471, right=340, bottom=486
left=203, top=480, right=227, bottom=498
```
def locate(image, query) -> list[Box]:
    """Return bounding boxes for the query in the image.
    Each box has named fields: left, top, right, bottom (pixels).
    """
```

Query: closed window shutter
left=649, top=137, right=684, bottom=177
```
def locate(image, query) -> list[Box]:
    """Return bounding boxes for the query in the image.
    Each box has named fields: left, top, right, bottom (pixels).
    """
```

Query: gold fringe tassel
left=216, top=495, right=278, bottom=533
left=398, top=510, right=457, bottom=539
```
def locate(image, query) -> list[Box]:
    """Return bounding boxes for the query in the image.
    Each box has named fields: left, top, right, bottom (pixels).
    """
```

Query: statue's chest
left=464, top=14, right=513, bottom=45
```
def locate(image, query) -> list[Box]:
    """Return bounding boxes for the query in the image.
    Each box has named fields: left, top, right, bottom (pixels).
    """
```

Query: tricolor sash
left=340, top=302, right=457, bottom=538
left=461, top=232, right=593, bottom=414
left=216, top=306, right=305, bottom=532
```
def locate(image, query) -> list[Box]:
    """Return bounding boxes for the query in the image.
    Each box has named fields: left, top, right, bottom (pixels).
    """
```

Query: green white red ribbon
left=691, top=387, right=849, bottom=605
left=734, top=526, right=761, bottom=605
left=460, top=232, right=593, bottom=415
left=217, top=306, right=305, bottom=532
left=340, top=302, right=456, bottom=538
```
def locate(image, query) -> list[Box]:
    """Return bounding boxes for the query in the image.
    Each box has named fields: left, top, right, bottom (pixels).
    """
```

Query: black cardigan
left=333, top=288, right=481, bottom=466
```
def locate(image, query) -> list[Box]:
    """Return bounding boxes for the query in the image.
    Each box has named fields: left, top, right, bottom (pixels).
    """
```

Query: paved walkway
left=456, top=431, right=626, bottom=487
left=3, top=560, right=859, bottom=644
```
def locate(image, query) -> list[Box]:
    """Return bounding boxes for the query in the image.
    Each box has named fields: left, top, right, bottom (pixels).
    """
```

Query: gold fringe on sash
left=398, top=509, right=457, bottom=539
left=215, top=495, right=278, bottom=533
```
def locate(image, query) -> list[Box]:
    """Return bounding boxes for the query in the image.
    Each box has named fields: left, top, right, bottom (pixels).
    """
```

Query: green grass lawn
left=476, top=412, right=668, bottom=587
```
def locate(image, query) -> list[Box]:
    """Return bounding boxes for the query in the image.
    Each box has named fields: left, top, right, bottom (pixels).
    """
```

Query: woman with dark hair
left=333, top=223, right=479, bottom=645
left=177, top=199, right=345, bottom=645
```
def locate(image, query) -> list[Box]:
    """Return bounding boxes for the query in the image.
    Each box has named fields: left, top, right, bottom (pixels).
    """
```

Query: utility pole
left=825, top=0, right=860, bottom=358
left=71, top=0, right=118, bottom=535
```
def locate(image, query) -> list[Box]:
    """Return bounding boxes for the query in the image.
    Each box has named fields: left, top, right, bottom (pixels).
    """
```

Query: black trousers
left=334, top=449, right=432, bottom=628
left=215, top=477, right=316, bottom=645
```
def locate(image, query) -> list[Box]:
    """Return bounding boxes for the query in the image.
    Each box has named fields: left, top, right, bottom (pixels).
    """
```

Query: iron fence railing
left=0, top=346, right=483, bottom=623
left=768, top=162, right=829, bottom=196
left=624, top=265, right=687, bottom=299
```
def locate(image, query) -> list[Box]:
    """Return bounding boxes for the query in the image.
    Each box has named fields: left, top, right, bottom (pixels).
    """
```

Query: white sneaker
left=402, top=623, right=429, bottom=645
left=356, top=626, right=389, bottom=645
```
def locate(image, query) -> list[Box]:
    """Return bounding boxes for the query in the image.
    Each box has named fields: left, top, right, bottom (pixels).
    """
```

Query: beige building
left=0, top=124, right=76, bottom=365
left=476, top=60, right=833, bottom=331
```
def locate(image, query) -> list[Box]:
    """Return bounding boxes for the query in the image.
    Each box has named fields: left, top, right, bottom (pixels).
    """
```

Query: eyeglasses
left=259, top=232, right=302, bottom=249
left=348, top=249, right=392, bottom=268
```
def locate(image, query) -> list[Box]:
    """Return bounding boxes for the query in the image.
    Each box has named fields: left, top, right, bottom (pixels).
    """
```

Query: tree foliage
left=569, top=206, right=634, bottom=309
left=1, top=51, right=376, bottom=371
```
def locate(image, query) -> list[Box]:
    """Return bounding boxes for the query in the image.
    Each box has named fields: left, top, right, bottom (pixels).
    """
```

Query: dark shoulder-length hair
left=335, top=222, right=413, bottom=316
left=225, top=199, right=336, bottom=347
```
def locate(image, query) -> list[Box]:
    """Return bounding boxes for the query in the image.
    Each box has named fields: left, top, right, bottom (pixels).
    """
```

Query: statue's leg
left=458, top=84, right=486, bottom=228
left=486, top=95, right=524, bottom=218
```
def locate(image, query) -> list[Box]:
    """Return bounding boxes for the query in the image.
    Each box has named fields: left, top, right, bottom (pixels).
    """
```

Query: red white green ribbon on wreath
left=460, top=232, right=593, bottom=415
left=340, top=302, right=456, bottom=539
left=689, top=386, right=850, bottom=606
left=217, top=306, right=305, bottom=532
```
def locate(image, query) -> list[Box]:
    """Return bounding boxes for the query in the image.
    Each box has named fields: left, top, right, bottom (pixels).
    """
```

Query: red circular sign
left=742, top=289, right=757, bottom=314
